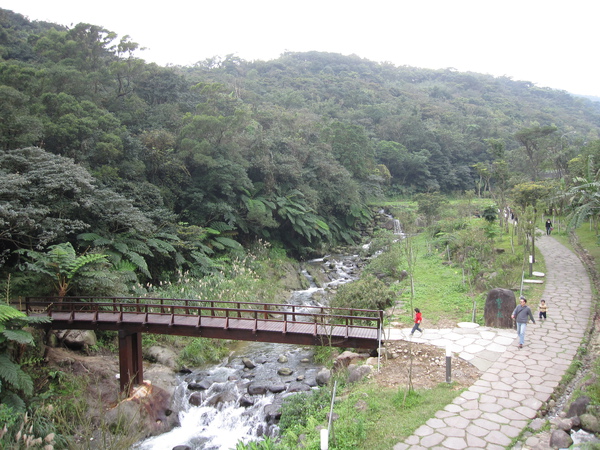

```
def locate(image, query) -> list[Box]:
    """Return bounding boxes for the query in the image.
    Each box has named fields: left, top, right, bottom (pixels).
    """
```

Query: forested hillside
left=2, top=8, right=600, bottom=293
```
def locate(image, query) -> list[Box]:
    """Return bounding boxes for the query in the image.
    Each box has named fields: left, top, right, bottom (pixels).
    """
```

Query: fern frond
left=0, top=305, right=26, bottom=323
left=23, top=315, right=51, bottom=325
left=0, top=354, right=20, bottom=387
left=207, top=221, right=235, bottom=232
left=147, top=238, right=176, bottom=255
left=203, top=227, right=221, bottom=236
left=155, top=232, right=180, bottom=241
left=212, top=237, right=243, bottom=250
left=113, top=242, right=129, bottom=254
left=126, top=240, right=152, bottom=256
left=78, top=233, right=112, bottom=246
left=2, top=330, right=33, bottom=345
left=67, top=254, right=108, bottom=277
left=124, top=252, right=150, bottom=277
left=113, top=260, right=137, bottom=272
left=0, top=391, right=26, bottom=413
left=16, top=369, right=33, bottom=396
left=174, top=252, right=186, bottom=265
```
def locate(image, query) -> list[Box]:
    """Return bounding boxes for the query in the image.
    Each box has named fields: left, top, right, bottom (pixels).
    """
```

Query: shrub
left=177, top=338, right=229, bottom=367
left=278, top=388, right=331, bottom=432
left=330, top=274, right=395, bottom=310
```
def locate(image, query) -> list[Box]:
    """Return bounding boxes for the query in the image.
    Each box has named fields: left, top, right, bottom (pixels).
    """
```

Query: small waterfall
left=393, top=219, right=403, bottom=235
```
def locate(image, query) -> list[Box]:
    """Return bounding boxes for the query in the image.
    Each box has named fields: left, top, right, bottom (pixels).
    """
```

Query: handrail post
left=320, top=380, right=337, bottom=449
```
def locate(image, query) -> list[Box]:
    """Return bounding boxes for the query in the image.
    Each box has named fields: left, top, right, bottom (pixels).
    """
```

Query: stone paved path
left=388, top=233, right=592, bottom=449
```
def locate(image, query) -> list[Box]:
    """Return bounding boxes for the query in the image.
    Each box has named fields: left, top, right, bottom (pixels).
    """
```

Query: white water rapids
left=134, top=254, right=362, bottom=450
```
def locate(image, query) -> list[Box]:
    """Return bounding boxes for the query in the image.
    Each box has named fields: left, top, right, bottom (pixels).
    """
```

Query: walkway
left=388, top=233, right=593, bottom=449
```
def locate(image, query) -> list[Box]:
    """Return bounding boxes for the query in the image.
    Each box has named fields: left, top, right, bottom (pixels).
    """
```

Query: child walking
left=539, top=299, right=547, bottom=320
left=410, top=308, right=423, bottom=335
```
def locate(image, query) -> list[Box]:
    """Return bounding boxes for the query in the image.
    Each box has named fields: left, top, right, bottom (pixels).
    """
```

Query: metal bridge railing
left=22, top=296, right=383, bottom=335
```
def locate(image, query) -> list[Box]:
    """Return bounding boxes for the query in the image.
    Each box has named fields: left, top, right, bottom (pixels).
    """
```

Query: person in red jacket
left=410, top=308, right=423, bottom=336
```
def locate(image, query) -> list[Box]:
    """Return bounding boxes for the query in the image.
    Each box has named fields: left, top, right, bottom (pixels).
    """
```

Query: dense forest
left=2, top=7, right=600, bottom=293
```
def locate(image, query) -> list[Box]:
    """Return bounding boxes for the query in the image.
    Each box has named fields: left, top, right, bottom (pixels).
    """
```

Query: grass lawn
left=388, top=226, right=546, bottom=328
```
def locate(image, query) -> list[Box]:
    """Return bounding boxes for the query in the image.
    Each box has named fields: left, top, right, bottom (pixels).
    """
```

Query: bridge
left=21, top=297, right=383, bottom=394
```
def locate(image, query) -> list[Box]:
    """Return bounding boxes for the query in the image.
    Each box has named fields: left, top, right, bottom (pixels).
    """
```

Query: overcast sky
left=4, top=0, right=599, bottom=97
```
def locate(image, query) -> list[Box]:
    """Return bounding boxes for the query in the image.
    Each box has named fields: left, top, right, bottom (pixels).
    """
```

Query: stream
left=134, top=253, right=365, bottom=450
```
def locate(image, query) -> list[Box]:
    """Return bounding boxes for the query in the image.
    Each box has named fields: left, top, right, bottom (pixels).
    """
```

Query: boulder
left=549, top=429, right=573, bottom=449
left=55, top=330, right=97, bottom=350
left=286, top=382, right=312, bottom=393
left=484, top=288, right=516, bottom=328
left=238, top=395, right=254, bottom=407
left=267, top=383, right=286, bottom=393
left=567, top=395, right=591, bottom=418
left=316, top=368, right=331, bottom=386
left=264, top=400, right=283, bottom=424
left=277, top=367, right=293, bottom=376
left=247, top=382, right=268, bottom=395
left=187, top=379, right=212, bottom=391
left=188, top=392, right=204, bottom=406
left=348, top=364, right=372, bottom=383
left=145, top=346, right=178, bottom=369
left=206, top=391, right=236, bottom=407
left=580, top=413, right=600, bottom=433
left=105, top=384, right=179, bottom=438
left=555, top=418, right=573, bottom=431
left=242, top=358, right=256, bottom=369
left=365, top=357, right=379, bottom=366
left=334, top=351, right=365, bottom=370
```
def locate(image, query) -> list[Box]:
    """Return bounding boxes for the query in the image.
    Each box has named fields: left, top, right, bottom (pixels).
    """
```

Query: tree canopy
left=1, top=7, right=600, bottom=290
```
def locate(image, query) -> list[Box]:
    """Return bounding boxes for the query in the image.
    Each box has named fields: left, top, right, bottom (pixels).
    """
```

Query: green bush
left=177, top=338, right=230, bottom=367
left=330, top=274, right=394, bottom=311
left=278, top=388, right=331, bottom=432
left=363, top=242, right=404, bottom=281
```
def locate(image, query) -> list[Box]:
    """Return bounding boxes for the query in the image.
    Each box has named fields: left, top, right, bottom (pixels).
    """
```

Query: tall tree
left=324, top=122, right=375, bottom=180
left=514, top=125, right=557, bottom=180
left=0, top=85, right=42, bottom=150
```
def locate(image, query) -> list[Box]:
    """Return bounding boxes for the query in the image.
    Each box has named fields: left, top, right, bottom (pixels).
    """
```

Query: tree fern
left=0, top=304, right=25, bottom=322
left=147, top=238, right=177, bottom=255
left=0, top=354, right=33, bottom=397
left=123, top=251, right=151, bottom=277
left=18, top=243, right=109, bottom=297
left=1, top=391, right=25, bottom=413
left=212, top=236, right=243, bottom=251
left=2, top=330, right=34, bottom=346
left=77, top=232, right=112, bottom=246
left=0, top=298, right=52, bottom=411
left=66, top=253, right=109, bottom=278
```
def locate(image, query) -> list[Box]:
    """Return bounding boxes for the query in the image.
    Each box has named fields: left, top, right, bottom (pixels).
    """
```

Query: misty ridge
left=1, top=6, right=599, bottom=266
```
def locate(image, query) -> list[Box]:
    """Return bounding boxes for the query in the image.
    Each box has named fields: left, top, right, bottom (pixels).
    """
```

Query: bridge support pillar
left=118, top=330, right=143, bottom=396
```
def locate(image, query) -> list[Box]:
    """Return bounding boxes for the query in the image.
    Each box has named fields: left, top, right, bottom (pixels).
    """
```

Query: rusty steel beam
left=118, top=330, right=143, bottom=396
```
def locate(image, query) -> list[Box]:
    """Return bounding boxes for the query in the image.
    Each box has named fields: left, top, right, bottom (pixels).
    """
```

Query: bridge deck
left=22, top=297, right=382, bottom=349
left=21, top=296, right=382, bottom=394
